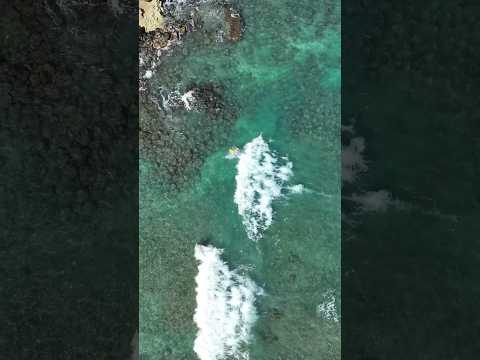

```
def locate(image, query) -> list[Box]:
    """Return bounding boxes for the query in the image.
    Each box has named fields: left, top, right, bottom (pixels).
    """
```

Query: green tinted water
left=140, top=0, right=340, bottom=358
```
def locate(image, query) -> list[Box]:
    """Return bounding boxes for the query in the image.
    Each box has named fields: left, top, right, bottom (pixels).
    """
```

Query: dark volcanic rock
left=224, top=5, right=243, bottom=42
left=140, top=82, right=236, bottom=190
left=140, top=28, right=171, bottom=49
left=186, top=83, right=226, bottom=115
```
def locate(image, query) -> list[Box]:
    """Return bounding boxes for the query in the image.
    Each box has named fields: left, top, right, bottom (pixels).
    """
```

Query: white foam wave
left=234, top=135, right=299, bottom=241
left=159, top=88, right=196, bottom=111
left=143, top=70, right=153, bottom=79
left=193, top=244, right=262, bottom=360
left=288, top=184, right=304, bottom=194
left=181, top=90, right=196, bottom=110
left=317, top=289, right=339, bottom=323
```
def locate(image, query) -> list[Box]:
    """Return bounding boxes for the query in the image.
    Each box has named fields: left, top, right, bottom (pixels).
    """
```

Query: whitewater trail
left=233, top=135, right=302, bottom=241
left=193, top=244, right=263, bottom=360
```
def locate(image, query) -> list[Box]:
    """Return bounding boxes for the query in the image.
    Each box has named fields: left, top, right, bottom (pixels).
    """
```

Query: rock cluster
left=224, top=5, right=243, bottom=42
left=139, top=1, right=244, bottom=51
left=140, top=82, right=236, bottom=190
left=185, top=84, right=226, bottom=115
left=139, top=0, right=194, bottom=58
left=139, top=28, right=171, bottom=49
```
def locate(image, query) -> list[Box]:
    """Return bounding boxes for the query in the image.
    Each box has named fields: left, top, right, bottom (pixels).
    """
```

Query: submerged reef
left=140, top=82, right=236, bottom=190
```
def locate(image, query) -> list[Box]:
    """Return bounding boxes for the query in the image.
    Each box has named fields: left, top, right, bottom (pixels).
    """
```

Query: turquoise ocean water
left=140, top=1, right=340, bottom=359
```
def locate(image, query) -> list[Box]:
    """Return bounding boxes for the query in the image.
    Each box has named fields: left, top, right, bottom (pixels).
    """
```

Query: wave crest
left=234, top=135, right=298, bottom=241
left=194, top=244, right=262, bottom=360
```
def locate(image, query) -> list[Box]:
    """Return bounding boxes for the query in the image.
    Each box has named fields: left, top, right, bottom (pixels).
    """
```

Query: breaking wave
left=317, top=289, right=339, bottom=323
left=193, top=244, right=262, bottom=360
left=233, top=135, right=301, bottom=241
left=155, top=87, right=197, bottom=112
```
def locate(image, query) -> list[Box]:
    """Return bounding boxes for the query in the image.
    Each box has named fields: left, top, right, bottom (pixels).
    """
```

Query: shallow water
left=140, top=0, right=340, bottom=358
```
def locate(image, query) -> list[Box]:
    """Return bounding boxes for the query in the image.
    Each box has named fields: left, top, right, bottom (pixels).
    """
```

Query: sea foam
left=181, top=90, right=197, bottom=110
left=317, top=289, right=339, bottom=323
left=159, top=87, right=197, bottom=112
left=234, top=135, right=299, bottom=241
left=193, top=244, right=262, bottom=360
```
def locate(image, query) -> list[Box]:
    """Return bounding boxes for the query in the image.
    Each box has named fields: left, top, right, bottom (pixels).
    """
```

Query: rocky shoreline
left=139, top=0, right=243, bottom=190
left=139, top=0, right=244, bottom=45
left=139, top=0, right=244, bottom=83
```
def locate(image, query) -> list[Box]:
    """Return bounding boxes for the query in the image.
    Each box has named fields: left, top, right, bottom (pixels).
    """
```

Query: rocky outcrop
left=224, top=5, right=243, bottom=42
left=139, top=0, right=165, bottom=32
left=139, top=28, right=170, bottom=49
left=185, top=84, right=226, bottom=115
left=140, top=83, right=236, bottom=190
